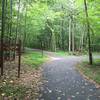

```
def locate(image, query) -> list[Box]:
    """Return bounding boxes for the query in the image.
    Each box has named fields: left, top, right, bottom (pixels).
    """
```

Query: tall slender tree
left=0, top=0, right=5, bottom=75
left=68, top=16, right=72, bottom=52
left=84, top=0, right=93, bottom=64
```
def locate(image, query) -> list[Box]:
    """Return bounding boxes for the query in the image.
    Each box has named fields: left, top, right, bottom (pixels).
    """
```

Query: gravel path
left=39, top=56, right=100, bottom=100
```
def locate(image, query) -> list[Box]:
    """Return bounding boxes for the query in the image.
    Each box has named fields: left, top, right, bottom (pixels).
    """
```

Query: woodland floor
left=0, top=62, right=42, bottom=100
left=0, top=51, right=47, bottom=100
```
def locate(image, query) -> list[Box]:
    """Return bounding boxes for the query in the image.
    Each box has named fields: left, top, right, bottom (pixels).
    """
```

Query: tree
left=0, top=0, right=5, bottom=75
left=0, top=0, right=99, bottom=58
left=84, top=0, right=93, bottom=64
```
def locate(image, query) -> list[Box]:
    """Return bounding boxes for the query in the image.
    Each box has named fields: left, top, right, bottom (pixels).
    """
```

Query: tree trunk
left=72, top=22, right=75, bottom=52
left=23, top=5, right=27, bottom=51
left=15, top=0, right=20, bottom=41
left=69, top=17, right=71, bottom=52
left=0, top=0, right=5, bottom=75
left=84, top=0, right=93, bottom=64
left=61, top=5, right=65, bottom=51
left=9, top=0, right=13, bottom=60
left=14, top=0, right=20, bottom=58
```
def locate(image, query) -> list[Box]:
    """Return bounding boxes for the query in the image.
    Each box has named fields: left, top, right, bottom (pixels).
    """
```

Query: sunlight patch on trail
left=50, top=57, right=63, bottom=60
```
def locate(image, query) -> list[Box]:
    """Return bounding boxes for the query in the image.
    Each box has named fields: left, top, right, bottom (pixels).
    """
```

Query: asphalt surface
left=39, top=56, right=100, bottom=100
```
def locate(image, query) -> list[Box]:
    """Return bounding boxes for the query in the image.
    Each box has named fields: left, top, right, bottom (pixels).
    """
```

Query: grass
left=55, top=50, right=86, bottom=56
left=55, top=51, right=69, bottom=56
left=22, top=51, right=48, bottom=69
left=77, top=59, right=100, bottom=84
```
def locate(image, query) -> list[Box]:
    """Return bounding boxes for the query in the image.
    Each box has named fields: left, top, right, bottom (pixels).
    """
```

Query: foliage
left=0, top=0, right=99, bottom=52
left=22, top=50, right=48, bottom=69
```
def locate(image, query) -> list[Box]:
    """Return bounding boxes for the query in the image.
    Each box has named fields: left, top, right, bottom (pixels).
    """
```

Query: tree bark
left=23, top=4, right=27, bottom=51
left=72, top=22, right=75, bottom=52
left=84, top=0, right=93, bottom=64
left=69, top=17, right=71, bottom=52
left=0, top=0, right=5, bottom=76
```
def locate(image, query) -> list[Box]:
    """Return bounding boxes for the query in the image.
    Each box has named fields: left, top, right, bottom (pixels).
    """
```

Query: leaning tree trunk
left=47, top=23, right=56, bottom=52
left=84, top=0, right=93, bottom=65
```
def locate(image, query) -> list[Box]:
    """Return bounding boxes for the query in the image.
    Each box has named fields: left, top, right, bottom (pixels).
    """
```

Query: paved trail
left=39, top=55, right=100, bottom=100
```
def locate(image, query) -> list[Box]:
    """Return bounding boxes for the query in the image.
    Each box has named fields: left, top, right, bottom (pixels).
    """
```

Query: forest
left=0, top=0, right=100, bottom=99
left=0, top=0, right=100, bottom=62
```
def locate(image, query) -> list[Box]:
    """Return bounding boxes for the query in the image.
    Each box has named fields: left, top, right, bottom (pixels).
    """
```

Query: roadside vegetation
left=22, top=50, right=48, bottom=69
left=55, top=51, right=69, bottom=56
left=77, top=59, right=100, bottom=85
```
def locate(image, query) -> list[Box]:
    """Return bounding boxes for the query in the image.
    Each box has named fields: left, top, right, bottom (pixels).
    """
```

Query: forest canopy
left=0, top=0, right=100, bottom=51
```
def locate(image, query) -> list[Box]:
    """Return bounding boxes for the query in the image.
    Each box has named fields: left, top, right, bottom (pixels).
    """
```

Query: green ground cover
left=77, top=59, right=100, bottom=84
left=22, top=51, right=48, bottom=69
